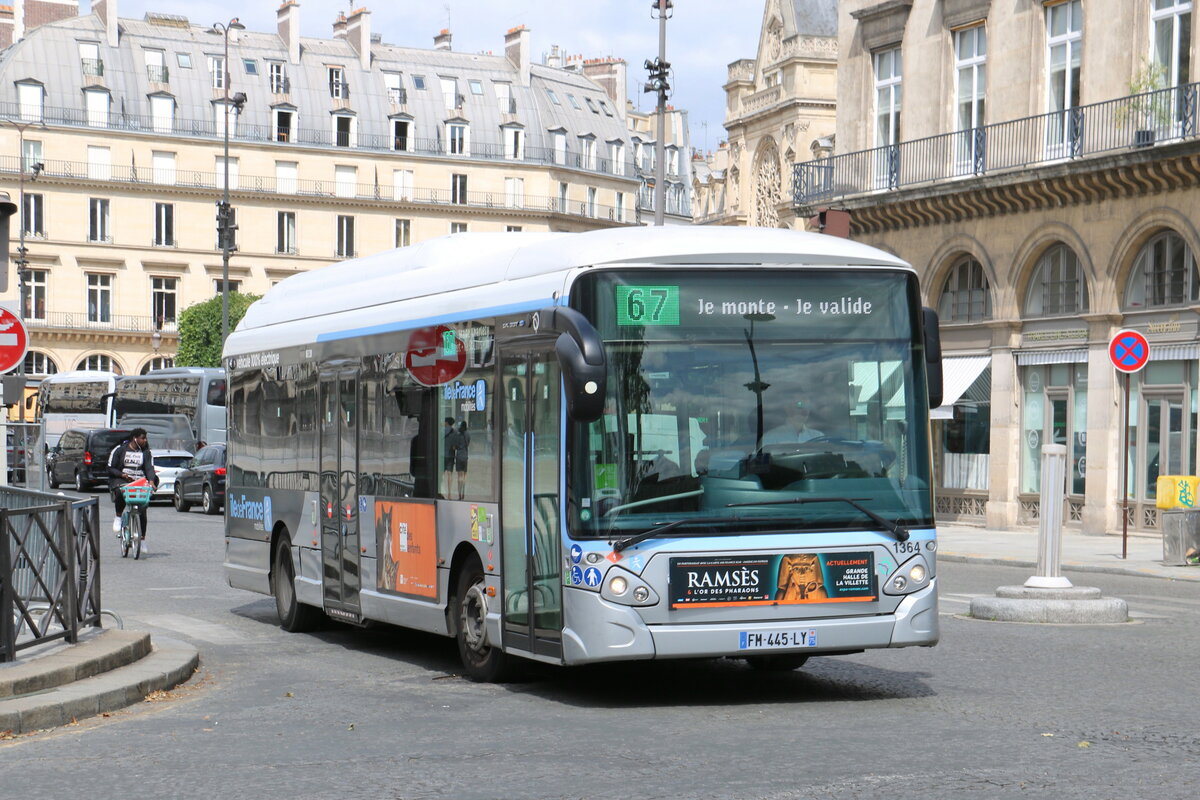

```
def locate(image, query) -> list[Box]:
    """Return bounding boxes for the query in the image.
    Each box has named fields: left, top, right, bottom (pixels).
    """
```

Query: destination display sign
left=668, top=552, right=877, bottom=609
left=581, top=271, right=915, bottom=341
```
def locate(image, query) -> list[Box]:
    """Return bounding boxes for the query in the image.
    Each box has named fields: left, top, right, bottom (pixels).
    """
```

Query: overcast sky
left=88, top=0, right=765, bottom=156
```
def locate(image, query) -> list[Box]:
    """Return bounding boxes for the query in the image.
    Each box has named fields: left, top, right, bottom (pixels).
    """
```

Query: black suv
left=173, top=443, right=227, bottom=515
left=47, top=428, right=132, bottom=492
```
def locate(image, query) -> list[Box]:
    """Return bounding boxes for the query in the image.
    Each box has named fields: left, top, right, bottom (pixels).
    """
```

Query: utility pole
left=6, top=118, right=44, bottom=421
left=645, top=0, right=672, bottom=226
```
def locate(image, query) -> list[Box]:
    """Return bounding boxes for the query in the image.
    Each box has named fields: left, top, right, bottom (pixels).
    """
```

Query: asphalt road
left=4, top=498, right=1199, bottom=800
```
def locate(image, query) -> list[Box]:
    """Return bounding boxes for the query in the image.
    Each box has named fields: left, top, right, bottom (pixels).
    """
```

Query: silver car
left=151, top=449, right=195, bottom=502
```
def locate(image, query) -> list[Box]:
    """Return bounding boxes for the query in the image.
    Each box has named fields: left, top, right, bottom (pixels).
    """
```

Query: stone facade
left=797, top=0, right=1200, bottom=535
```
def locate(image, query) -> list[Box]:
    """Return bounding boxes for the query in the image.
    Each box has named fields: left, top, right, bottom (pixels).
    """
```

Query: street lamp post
left=210, top=18, right=246, bottom=350
left=6, top=118, right=44, bottom=422
left=645, top=0, right=672, bottom=226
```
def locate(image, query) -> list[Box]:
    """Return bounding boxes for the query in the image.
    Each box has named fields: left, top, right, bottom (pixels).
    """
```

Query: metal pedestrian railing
left=793, top=81, right=1200, bottom=207
left=0, top=486, right=101, bottom=662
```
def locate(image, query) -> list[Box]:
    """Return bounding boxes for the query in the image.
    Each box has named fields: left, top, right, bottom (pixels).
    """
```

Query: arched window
left=938, top=257, right=992, bottom=322
left=141, top=357, right=175, bottom=374
left=1125, top=231, right=1198, bottom=309
left=24, top=351, right=58, bottom=376
left=77, top=354, right=120, bottom=374
left=1025, top=244, right=1089, bottom=316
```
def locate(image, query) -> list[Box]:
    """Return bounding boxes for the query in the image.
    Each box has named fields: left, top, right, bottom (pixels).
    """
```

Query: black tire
left=47, top=468, right=59, bottom=489
left=453, top=560, right=515, bottom=682
left=745, top=653, right=809, bottom=672
left=131, top=512, right=143, bottom=560
left=273, top=536, right=321, bottom=632
left=173, top=484, right=192, bottom=512
left=74, top=471, right=87, bottom=493
left=201, top=485, right=220, bottom=515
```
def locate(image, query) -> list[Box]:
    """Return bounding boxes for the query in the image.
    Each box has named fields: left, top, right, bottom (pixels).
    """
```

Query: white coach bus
left=222, top=227, right=944, bottom=681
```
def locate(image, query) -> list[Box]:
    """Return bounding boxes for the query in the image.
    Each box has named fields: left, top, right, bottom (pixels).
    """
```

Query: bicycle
left=119, top=482, right=153, bottom=560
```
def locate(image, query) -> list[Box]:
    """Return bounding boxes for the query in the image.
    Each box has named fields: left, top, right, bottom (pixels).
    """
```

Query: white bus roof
left=229, top=227, right=911, bottom=355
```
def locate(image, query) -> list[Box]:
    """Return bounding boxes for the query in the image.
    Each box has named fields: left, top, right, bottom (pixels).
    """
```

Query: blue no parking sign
left=1109, top=329, right=1150, bottom=374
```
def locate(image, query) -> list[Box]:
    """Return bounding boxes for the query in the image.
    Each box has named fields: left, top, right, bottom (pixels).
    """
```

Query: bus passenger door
left=500, top=345, right=563, bottom=659
left=319, top=368, right=362, bottom=622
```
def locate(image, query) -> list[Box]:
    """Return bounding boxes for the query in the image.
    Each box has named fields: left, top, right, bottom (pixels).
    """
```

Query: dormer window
left=269, top=62, right=288, bottom=93
left=447, top=122, right=470, bottom=155
left=384, top=71, right=404, bottom=103
left=79, top=42, right=104, bottom=77
left=329, top=67, right=348, bottom=99
left=503, top=125, right=524, bottom=159
left=578, top=135, right=596, bottom=170
left=18, top=81, right=45, bottom=121
left=209, top=55, right=225, bottom=90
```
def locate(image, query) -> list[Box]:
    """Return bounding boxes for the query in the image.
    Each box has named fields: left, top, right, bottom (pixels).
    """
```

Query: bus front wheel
left=453, top=562, right=513, bottom=683
left=273, top=536, right=321, bottom=633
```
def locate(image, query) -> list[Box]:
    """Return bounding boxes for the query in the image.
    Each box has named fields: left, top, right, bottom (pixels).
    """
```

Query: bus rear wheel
left=273, top=536, right=321, bottom=633
left=745, top=653, right=809, bottom=672
left=454, top=562, right=514, bottom=683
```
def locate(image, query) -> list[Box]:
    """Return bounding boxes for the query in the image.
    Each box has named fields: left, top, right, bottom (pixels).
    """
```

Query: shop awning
left=930, top=356, right=990, bottom=420
left=1014, top=349, right=1088, bottom=366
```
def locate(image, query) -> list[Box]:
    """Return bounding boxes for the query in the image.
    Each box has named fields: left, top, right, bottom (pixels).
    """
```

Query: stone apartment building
left=0, top=0, right=655, bottom=379
left=792, top=0, right=1198, bottom=536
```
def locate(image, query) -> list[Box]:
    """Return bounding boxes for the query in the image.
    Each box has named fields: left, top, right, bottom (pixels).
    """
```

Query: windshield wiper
left=612, top=516, right=739, bottom=553
left=726, top=496, right=910, bottom=542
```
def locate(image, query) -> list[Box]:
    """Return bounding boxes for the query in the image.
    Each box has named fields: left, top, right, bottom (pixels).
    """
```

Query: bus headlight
left=882, top=554, right=932, bottom=596
left=599, top=567, right=659, bottom=607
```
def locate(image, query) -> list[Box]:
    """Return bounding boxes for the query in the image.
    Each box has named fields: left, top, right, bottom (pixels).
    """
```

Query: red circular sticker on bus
left=405, top=325, right=467, bottom=387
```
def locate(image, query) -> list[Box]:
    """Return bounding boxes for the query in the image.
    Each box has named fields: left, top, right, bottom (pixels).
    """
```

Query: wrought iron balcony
left=25, top=313, right=179, bottom=335
left=793, top=81, right=1200, bottom=208
left=0, top=155, right=633, bottom=227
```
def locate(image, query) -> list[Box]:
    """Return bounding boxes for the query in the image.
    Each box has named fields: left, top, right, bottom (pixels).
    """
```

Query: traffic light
left=0, top=193, right=16, bottom=293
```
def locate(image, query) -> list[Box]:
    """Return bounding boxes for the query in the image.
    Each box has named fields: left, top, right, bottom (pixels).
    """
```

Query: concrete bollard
left=1026, top=444, right=1072, bottom=589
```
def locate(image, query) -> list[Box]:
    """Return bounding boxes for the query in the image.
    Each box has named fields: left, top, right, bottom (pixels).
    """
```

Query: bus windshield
left=568, top=268, right=934, bottom=539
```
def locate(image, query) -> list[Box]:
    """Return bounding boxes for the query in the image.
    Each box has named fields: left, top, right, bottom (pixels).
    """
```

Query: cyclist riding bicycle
left=108, top=428, right=159, bottom=551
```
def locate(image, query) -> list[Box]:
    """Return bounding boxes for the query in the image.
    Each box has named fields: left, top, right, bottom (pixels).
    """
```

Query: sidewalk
left=937, top=523, right=1200, bottom=582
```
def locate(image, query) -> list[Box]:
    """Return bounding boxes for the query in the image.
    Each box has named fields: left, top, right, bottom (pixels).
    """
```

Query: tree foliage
left=176, top=293, right=261, bottom=367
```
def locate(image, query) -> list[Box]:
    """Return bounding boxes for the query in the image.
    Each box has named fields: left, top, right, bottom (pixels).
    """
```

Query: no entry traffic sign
left=0, top=304, right=29, bottom=374
left=405, top=325, right=467, bottom=387
left=1109, top=329, right=1150, bottom=374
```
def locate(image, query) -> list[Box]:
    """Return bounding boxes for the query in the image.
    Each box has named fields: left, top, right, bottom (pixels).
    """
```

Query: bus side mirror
left=537, top=306, right=607, bottom=423
left=922, top=307, right=943, bottom=409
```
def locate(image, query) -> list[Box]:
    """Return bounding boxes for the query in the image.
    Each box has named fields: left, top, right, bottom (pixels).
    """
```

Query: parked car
left=173, top=443, right=226, bottom=515
left=47, top=428, right=132, bottom=492
left=151, top=449, right=195, bottom=503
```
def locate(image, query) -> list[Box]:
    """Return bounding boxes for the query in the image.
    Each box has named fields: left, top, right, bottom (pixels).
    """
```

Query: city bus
left=114, top=367, right=227, bottom=450
left=36, top=370, right=119, bottom=448
left=222, top=227, right=944, bottom=681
